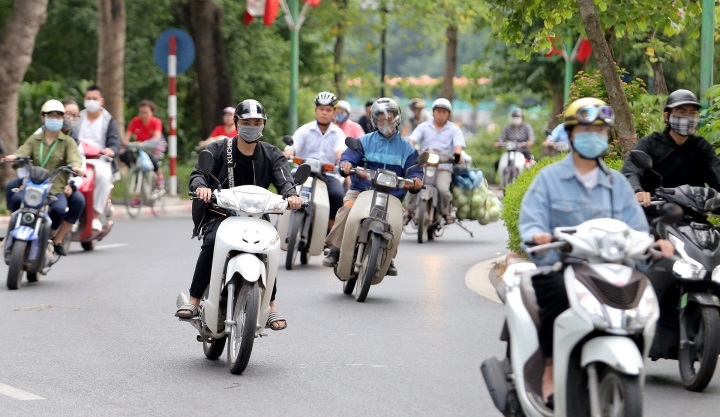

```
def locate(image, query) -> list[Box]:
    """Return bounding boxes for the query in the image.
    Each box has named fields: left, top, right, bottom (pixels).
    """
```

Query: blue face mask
left=572, top=131, right=608, bottom=159
left=44, top=118, right=64, bottom=132
left=334, top=113, right=349, bottom=124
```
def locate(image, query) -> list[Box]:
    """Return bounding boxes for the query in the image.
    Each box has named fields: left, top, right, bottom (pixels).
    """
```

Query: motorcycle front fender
left=419, top=185, right=438, bottom=202
left=225, top=253, right=267, bottom=289
left=686, top=292, right=720, bottom=308
left=581, top=336, right=644, bottom=376
left=10, top=225, right=38, bottom=242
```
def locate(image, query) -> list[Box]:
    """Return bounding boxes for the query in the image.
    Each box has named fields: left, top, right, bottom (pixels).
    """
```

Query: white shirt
left=408, top=119, right=466, bottom=170
left=289, top=121, right=346, bottom=165
left=78, top=116, right=104, bottom=149
left=576, top=167, right=600, bottom=191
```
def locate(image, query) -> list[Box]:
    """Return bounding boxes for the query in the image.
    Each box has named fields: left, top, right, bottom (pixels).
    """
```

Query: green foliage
left=698, top=84, right=720, bottom=152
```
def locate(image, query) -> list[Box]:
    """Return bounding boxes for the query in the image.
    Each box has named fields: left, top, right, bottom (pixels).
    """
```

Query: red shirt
left=127, top=116, right=162, bottom=142
left=210, top=125, right=237, bottom=138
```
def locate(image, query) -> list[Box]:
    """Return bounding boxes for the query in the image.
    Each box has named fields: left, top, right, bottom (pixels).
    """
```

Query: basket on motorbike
left=451, top=168, right=502, bottom=225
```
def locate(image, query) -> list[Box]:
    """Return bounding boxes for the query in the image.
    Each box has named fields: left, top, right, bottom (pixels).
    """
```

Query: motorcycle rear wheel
left=597, top=369, right=642, bottom=417
left=285, top=211, right=303, bottom=270
left=355, top=234, right=380, bottom=302
left=7, top=241, right=27, bottom=290
left=227, top=280, right=259, bottom=374
left=679, top=305, right=720, bottom=391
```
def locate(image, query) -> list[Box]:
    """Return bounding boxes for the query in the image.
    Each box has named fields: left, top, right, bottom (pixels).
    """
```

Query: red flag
left=545, top=36, right=563, bottom=58
left=577, top=38, right=593, bottom=63
left=304, top=0, right=322, bottom=6
left=244, top=10, right=254, bottom=25
left=263, top=0, right=280, bottom=26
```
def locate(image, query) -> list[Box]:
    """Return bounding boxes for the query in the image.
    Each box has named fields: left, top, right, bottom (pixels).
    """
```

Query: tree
left=0, top=0, right=48, bottom=155
left=97, top=0, right=126, bottom=129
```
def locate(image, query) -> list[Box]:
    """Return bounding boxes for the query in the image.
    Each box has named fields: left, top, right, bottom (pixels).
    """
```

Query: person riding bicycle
left=176, top=99, right=303, bottom=331
left=621, top=89, right=720, bottom=207
left=122, top=99, right=166, bottom=188
left=284, top=91, right=346, bottom=230
left=322, top=98, right=424, bottom=276
left=407, top=98, right=466, bottom=224
left=2, top=99, right=85, bottom=256
left=199, top=106, right=238, bottom=149
left=519, top=97, right=674, bottom=408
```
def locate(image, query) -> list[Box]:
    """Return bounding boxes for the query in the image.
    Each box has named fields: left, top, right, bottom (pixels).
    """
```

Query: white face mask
left=511, top=117, right=522, bottom=126
left=84, top=100, right=102, bottom=113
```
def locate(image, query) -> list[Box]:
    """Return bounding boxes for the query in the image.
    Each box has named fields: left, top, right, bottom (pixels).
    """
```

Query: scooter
left=482, top=217, right=662, bottom=417
left=70, top=143, right=114, bottom=251
left=177, top=150, right=311, bottom=374
left=630, top=149, right=720, bottom=392
left=3, top=158, right=76, bottom=289
left=276, top=135, right=334, bottom=270
left=497, top=141, right=532, bottom=191
left=334, top=138, right=427, bottom=302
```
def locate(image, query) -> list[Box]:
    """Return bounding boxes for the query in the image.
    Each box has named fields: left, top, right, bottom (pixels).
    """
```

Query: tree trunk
left=440, top=25, right=458, bottom=101
left=577, top=0, right=636, bottom=156
left=97, top=0, right=126, bottom=132
left=185, top=0, right=233, bottom=137
left=332, top=0, right=348, bottom=98
left=549, top=91, right=564, bottom=129
left=651, top=60, right=668, bottom=95
left=0, top=0, right=49, bottom=159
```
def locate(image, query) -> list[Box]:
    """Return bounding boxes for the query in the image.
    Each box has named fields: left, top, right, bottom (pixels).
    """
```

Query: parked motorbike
left=334, top=138, right=427, bottom=302
left=3, top=158, right=77, bottom=289
left=277, top=135, right=334, bottom=270
left=482, top=217, right=662, bottom=416
left=630, top=149, right=720, bottom=391
left=497, top=141, right=533, bottom=191
left=70, top=143, right=115, bottom=251
left=177, top=149, right=311, bottom=374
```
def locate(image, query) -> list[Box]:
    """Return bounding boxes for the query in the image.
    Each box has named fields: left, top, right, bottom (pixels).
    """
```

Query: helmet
left=370, top=98, right=402, bottom=129
left=664, top=89, right=701, bottom=112
left=41, top=99, right=65, bottom=115
left=337, top=100, right=352, bottom=113
left=409, top=98, right=426, bottom=110
left=314, top=91, right=338, bottom=108
left=510, top=108, right=523, bottom=118
left=432, top=98, right=452, bottom=112
left=563, top=97, right=614, bottom=127
left=234, top=99, right=267, bottom=121
left=223, top=106, right=235, bottom=115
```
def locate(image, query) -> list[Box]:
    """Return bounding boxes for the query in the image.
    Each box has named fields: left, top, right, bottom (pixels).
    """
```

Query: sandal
left=175, top=303, right=199, bottom=319
left=266, top=312, right=288, bottom=331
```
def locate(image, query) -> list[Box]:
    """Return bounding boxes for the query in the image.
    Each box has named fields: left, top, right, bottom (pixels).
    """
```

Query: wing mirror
left=282, top=135, right=294, bottom=146
left=629, top=150, right=653, bottom=170
left=198, top=150, right=215, bottom=172
left=293, top=164, right=311, bottom=185
left=658, top=203, right=684, bottom=225
left=345, top=137, right=363, bottom=154
left=704, top=195, right=720, bottom=212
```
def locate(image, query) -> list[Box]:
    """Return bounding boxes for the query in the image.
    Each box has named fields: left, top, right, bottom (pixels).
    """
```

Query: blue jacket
left=519, top=154, right=650, bottom=266
left=341, top=131, right=423, bottom=200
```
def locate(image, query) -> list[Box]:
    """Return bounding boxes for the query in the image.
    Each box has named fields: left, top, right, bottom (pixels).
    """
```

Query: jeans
left=531, top=269, right=568, bottom=358
left=7, top=178, right=85, bottom=228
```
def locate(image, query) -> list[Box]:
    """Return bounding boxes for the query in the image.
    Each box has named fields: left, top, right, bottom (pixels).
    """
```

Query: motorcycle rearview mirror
left=282, top=135, right=294, bottom=146
left=704, top=195, right=720, bottom=212
left=293, top=164, right=312, bottom=185
left=657, top=203, right=684, bottom=225
left=345, top=137, right=362, bottom=153
left=417, top=151, right=430, bottom=166
left=198, top=150, right=215, bottom=172
left=630, top=150, right=653, bottom=170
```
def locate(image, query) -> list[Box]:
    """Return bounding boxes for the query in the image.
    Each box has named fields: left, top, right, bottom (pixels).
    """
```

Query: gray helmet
left=664, top=89, right=701, bottom=112
left=370, top=98, right=402, bottom=129
left=510, top=108, right=523, bottom=117
left=234, top=99, right=267, bottom=121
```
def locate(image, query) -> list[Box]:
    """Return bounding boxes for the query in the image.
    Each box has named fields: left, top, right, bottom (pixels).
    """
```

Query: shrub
left=698, top=84, right=720, bottom=153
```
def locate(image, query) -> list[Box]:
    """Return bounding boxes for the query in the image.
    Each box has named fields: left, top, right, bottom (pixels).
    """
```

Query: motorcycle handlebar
left=188, top=191, right=308, bottom=209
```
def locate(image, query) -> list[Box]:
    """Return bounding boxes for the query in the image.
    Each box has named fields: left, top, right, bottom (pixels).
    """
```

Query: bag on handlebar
left=137, top=149, right=154, bottom=173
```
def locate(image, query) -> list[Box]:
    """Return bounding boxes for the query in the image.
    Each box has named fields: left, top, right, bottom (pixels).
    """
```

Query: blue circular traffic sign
left=154, top=28, right=195, bottom=74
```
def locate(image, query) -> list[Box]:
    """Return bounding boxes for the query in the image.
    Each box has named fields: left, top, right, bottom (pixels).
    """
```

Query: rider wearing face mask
left=332, top=100, right=365, bottom=139
left=519, top=97, right=675, bottom=408
left=622, top=89, right=720, bottom=206
left=322, top=98, right=424, bottom=275
left=178, top=99, right=303, bottom=331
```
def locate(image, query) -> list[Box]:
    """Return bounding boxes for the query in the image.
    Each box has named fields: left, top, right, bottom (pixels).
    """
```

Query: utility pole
left=699, top=0, right=715, bottom=107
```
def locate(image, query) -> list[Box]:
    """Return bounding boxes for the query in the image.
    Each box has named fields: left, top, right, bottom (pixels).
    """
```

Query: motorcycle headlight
left=713, top=265, right=720, bottom=284
left=506, top=141, right=517, bottom=151
left=574, top=281, right=610, bottom=329
left=673, top=260, right=706, bottom=280
left=376, top=172, right=397, bottom=188
left=216, top=193, right=238, bottom=210
left=234, top=193, right=269, bottom=214
left=305, top=159, right=322, bottom=174
left=621, top=285, right=659, bottom=332
left=266, top=199, right=287, bottom=213
left=427, top=153, right=440, bottom=165
left=594, top=230, right=630, bottom=263
left=23, top=187, right=44, bottom=207
left=21, top=213, right=35, bottom=224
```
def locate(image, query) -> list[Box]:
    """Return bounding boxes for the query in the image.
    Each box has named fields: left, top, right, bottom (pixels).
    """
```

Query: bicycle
left=122, top=142, right=166, bottom=218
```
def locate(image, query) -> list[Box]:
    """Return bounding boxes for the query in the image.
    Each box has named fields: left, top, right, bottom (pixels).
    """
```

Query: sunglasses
left=576, top=105, right=615, bottom=125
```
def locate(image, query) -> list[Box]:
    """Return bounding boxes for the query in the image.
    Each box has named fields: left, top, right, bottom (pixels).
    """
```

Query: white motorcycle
left=177, top=150, right=311, bottom=374
left=482, top=218, right=665, bottom=416
left=497, top=141, right=532, bottom=191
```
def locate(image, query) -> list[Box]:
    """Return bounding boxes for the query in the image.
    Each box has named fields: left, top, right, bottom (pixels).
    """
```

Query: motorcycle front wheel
left=679, top=305, right=720, bottom=391
left=355, top=234, right=381, bottom=302
left=597, top=369, right=642, bottom=417
left=227, top=280, right=259, bottom=374
left=7, top=241, right=27, bottom=290
left=417, top=199, right=434, bottom=244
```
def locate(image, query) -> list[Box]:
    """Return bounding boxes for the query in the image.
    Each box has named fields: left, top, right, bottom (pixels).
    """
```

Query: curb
left=465, top=252, right=529, bottom=304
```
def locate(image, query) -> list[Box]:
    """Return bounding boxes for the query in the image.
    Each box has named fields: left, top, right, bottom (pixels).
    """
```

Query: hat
left=223, top=107, right=235, bottom=115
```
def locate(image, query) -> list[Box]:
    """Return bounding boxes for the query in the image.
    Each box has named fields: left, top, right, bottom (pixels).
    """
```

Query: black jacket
left=190, top=137, right=298, bottom=237
left=621, top=128, right=720, bottom=194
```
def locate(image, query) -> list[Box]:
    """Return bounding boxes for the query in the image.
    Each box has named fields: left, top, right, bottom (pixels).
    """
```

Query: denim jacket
left=519, top=154, right=650, bottom=266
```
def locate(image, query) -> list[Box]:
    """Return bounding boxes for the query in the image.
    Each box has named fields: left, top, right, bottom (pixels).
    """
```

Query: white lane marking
left=0, top=383, right=45, bottom=400
left=345, top=364, right=363, bottom=366
left=371, top=365, right=386, bottom=368
left=92, top=243, right=128, bottom=251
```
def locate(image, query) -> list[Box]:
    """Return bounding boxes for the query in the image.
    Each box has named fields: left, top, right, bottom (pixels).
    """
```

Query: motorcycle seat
left=520, top=273, right=541, bottom=327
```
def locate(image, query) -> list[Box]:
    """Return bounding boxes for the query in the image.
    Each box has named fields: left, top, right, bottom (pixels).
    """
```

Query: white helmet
left=41, top=99, right=65, bottom=114
left=337, top=100, right=351, bottom=114
left=314, top=91, right=338, bottom=107
left=432, top=98, right=452, bottom=112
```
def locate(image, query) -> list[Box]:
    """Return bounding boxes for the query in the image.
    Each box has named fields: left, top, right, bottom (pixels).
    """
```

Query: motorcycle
left=497, top=141, right=532, bottom=191
left=177, top=149, right=311, bottom=374
left=3, top=158, right=77, bottom=289
left=334, top=137, right=427, bottom=302
left=69, top=143, right=115, bottom=251
left=276, top=135, right=334, bottom=270
left=630, top=149, right=720, bottom=391
left=482, top=217, right=663, bottom=417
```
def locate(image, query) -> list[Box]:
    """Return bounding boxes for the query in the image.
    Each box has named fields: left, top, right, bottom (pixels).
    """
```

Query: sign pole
left=168, top=35, right=178, bottom=197
left=289, top=0, right=299, bottom=133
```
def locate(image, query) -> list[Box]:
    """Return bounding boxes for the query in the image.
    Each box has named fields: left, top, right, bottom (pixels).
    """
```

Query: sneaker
left=386, top=260, right=398, bottom=276
left=322, top=247, right=340, bottom=267
left=53, top=243, right=66, bottom=256
left=91, top=219, right=103, bottom=232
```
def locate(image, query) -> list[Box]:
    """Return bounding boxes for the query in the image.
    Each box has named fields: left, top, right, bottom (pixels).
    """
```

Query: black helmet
left=664, top=89, right=701, bottom=112
left=234, top=99, right=267, bottom=121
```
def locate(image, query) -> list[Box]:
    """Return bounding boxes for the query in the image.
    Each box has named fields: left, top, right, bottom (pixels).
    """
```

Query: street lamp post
left=362, top=0, right=392, bottom=98
left=699, top=0, right=715, bottom=107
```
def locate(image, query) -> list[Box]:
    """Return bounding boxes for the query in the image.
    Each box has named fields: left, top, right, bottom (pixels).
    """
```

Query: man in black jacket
left=176, top=99, right=302, bottom=332
left=622, top=89, right=720, bottom=205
